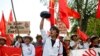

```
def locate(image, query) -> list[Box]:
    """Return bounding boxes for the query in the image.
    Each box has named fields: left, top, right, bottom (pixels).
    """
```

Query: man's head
left=71, top=34, right=78, bottom=41
left=0, top=37, right=6, bottom=46
left=23, top=36, right=33, bottom=44
left=90, top=36, right=99, bottom=44
left=15, top=35, right=23, bottom=43
left=36, top=34, right=42, bottom=43
left=50, top=26, right=59, bottom=38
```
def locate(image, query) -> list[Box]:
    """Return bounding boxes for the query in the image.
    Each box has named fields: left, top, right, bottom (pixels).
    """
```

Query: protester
left=0, top=36, right=6, bottom=47
left=40, top=18, right=63, bottom=56
left=70, top=34, right=83, bottom=49
left=13, top=35, right=23, bottom=47
left=63, top=37, right=70, bottom=56
left=59, top=36, right=64, bottom=43
left=89, top=36, right=100, bottom=48
left=22, top=36, right=35, bottom=56
left=34, top=34, right=43, bottom=56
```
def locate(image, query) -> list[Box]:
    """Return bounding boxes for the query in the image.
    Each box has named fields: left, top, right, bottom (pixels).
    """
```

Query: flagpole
left=11, top=0, right=20, bottom=35
left=11, top=0, right=24, bottom=56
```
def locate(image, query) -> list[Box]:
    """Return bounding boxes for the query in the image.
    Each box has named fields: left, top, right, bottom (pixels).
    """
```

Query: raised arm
left=40, top=18, right=44, bottom=30
left=40, top=18, right=48, bottom=43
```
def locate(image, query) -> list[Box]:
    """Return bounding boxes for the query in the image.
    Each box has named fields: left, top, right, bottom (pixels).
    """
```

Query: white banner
left=6, top=21, right=30, bottom=34
left=70, top=48, right=100, bottom=56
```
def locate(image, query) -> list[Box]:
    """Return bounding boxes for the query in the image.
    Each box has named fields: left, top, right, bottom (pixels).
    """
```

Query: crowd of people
left=0, top=18, right=100, bottom=56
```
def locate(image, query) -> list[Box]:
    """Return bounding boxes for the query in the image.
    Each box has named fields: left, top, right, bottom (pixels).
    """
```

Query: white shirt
left=22, top=43, right=35, bottom=56
left=82, top=42, right=89, bottom=49
left=70, top=41, right=83, bottom=49
left=14, top=41, right=21, bottom=48
left=40, top=29, right=63, bottom=56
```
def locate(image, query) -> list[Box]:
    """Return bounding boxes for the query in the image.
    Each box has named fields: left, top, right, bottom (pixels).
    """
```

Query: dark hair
left=15, top=35, right=23, bottom=41
left=36, top=35, right=42, bottom=40
left=90, top=36, right=99, bottom=42
left=50, top=26, right=59, bottom=36
left=23, top=36, right=33, bottom=42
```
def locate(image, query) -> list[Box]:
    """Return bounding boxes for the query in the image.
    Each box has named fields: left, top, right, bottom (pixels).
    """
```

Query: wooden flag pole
left=11, top=0, right=24, bottom=56
left=11, top=0, right=19, bottom=35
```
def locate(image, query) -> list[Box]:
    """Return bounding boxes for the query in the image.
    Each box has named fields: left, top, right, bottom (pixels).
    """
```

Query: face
left=64, top=40, right=70, bottom=45
left=0, top=39, right=6, bottom=46
left=24, top=38, right=31, bottom=44
left=93, top=38, right=99, bottom=44
left=72, top=36, right=79, bottom=41
left=50, top=29, right=58, bottom=38
left=37, top=37, right=42, bottom=43
left=17, top=38, right=23, bottom=43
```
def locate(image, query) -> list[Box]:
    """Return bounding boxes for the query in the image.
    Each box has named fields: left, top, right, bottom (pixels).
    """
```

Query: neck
left=51, top=37, right=57, bottom=40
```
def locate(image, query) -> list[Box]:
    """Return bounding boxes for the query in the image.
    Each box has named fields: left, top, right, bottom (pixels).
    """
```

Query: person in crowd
left=34, top=34, right=43, bottom=56
left=89, top=36, right=100, bottom=48
left=40, top=18, right=63, bottom=56
left=22, top=36, right=35, bottom=56
left=13, top=35, right=23, bottom=47
left=70, top=34, right=82, bottom=49
left=59, top=36, right=64, bottom=43
left=63, top=37, right=70, bottom=56
left=79, top=38, right=90, bottom=49
left=0, top=36, right=6, bottom=47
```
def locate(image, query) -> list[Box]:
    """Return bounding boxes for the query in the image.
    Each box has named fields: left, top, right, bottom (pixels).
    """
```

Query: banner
left=0, top=46, right=22, bottom=56
left=70, top=48, right=100, bottom=56
left=6, top=21, right=30, bottom=34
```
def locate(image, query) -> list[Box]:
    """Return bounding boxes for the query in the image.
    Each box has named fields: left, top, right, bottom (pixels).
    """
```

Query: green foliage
left=86, top=17, right=100, bottom=36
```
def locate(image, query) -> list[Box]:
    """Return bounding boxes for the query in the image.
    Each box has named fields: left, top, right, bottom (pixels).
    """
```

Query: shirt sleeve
left=58, top=42, right=63, bottom=56
left=40, top=29, right=48, bottom=43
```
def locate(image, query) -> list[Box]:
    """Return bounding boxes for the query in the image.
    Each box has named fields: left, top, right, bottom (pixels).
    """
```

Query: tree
left=71, top=0, right=98, bottom=32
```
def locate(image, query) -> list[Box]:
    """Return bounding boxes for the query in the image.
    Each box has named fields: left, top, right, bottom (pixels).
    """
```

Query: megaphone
left=40, top=11, right=51, bottom=18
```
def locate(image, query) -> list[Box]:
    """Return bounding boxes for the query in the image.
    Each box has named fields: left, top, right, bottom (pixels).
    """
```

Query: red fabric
left=58, top=0, right=70, bottom=29
left=67, top=7, right=80, bottom=19
left=49, top=0, right=55, bottom=26
left=8, top=10, right=13, bottom=22
left=0, top=46, right=21, bottom=56
left=35, top=46, right=43, bottom=56
left=0, top=12, right=12, bottom=46
left=77, top=28, right=88, bottom=41
left=0, top=12, right=6, bottom=36
left=96, top=0, right=100, bottom=18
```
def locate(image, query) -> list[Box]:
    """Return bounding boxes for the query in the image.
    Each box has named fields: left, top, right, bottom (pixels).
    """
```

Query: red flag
left=0, top=12, right=12, bottom=46
left=8, top=10, right=13, bottom=22
left=49, top=0, right=55, bottom=26
left=77, top=27, right=88, bottom=41
left=58, top=0, right=70, bottom=29
left=0, top=12, right=6, bottom=36
left=70, top=9, right=80, bottom=19
left=0, top=46, right=22, bottom=56
left=96, top=0, right=100, bottom=18
left=67, top=7, right=80, bottom=19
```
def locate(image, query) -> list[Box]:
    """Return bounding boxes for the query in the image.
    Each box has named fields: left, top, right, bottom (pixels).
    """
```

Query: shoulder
left=30, top=44, right=34, bottom=47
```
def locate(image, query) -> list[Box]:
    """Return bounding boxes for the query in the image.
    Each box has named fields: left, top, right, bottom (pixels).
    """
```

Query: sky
left=0, top=0, right=50, bottom=41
